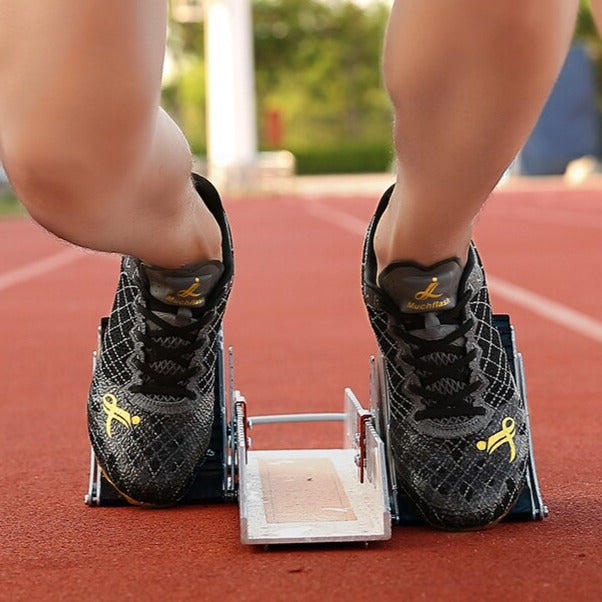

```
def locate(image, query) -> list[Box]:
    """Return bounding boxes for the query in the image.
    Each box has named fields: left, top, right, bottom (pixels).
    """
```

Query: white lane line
left=306, top=200, right=602, bottom=344
left=0, top=248, right=84, bottom=292
left=305, top=202, right=366, bottom=236
left=486, top=276, right=602, bottom=343
left=489, top=205, right=602, bottom=230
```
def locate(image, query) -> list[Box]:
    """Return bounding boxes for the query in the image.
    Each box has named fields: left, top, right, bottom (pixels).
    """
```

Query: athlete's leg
left=0, top=1, right=220, bottom=268
left=374, top=0, right=579, bottom=271
left=362, top=1, right=580, bottom=530
left=0, top=2, right=233, bottom=506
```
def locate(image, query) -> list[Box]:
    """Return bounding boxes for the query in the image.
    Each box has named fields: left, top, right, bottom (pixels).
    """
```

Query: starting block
left=85, top=314, right=547, bottom=544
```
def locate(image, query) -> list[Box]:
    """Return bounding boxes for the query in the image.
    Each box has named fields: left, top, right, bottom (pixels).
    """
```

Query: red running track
left=1, top=183, right=601, bottom=601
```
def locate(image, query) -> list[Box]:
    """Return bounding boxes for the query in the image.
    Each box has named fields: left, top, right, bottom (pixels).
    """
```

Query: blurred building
left=520, top=43, right=600, bottom=175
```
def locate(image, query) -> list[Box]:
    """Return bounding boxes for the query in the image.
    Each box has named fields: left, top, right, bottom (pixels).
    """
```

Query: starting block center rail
left=237, top=390, right=391, bottom=545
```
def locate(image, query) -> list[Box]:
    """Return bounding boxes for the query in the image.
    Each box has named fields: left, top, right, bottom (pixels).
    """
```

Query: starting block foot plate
left=240, top=449, right=389, bottom=545
left=238, top=390, right=392, bottom=545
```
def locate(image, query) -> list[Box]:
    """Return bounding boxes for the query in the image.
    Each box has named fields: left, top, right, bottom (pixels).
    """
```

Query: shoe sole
left=97, top=462, right=181, bottom=508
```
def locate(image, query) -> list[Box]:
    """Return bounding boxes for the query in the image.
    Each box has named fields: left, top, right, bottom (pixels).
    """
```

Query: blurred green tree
left=163, top=0, right=392, bottom=164
left=575, top=0, right=602, bottom=104
left=164, top=1, right=602, bottom=172
left=162, top=5, right=208, bottom=154
left=253, top=0, right=391, bottom=149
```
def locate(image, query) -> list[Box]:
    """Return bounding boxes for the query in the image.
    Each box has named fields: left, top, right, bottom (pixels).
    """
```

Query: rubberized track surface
left=1, top=182, right=601, bottom=601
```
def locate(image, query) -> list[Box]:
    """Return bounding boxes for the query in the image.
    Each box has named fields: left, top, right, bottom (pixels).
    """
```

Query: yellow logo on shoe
left=177, top=278, right=202, bottom=299
left=406, top=277, right=451, bottom=311
left=415, top=277, right=443, bottom=301
left=166, top=277, right=205, bottom=307
left=476, top=417, right=516, bottom=463
left=102, top=393, right=141, bottom=438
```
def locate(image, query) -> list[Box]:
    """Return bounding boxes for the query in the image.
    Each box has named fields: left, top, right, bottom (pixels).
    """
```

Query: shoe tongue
left=378, top=258, right=463, bottom=314
left=141, top=260, right=224, bottom=327
left=143, top=260, right=224, bottom=308
left=378, top=258, right=463, bottom=341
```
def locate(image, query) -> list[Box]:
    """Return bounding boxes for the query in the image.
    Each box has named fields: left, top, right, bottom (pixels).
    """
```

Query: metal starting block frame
left=85, top=314, right=547, bottom=544
left=236, top=389, right=391, bottom=544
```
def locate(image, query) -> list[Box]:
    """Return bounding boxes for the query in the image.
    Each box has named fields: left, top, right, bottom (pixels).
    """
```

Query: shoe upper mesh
left=363, top=235, right=528, bottom=528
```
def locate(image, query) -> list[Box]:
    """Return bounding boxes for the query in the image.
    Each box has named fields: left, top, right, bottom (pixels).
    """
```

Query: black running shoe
left=362, top=186, right=528, bottom=530
left=87, top=174, right=233, bottom=506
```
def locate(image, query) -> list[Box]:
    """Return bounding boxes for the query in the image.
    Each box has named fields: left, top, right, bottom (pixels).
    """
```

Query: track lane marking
left=487, top=204, right=602, bottom=230
left=306, top=201, right=602, bottom=344
left=305, top=202, right=367, bottom=236
left=486, top=275, right=602, bottom=343
left=0, top=248, right=84, bottom=292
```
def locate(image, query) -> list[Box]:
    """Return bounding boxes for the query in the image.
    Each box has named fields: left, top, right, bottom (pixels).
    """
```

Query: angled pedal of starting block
left=84, top=319, right=233, bottom=506
left=491, top=314, right=547, bottom=521
left=236, top=389, right=392, bottom=545
left=370, top=313, right=548, bottom=526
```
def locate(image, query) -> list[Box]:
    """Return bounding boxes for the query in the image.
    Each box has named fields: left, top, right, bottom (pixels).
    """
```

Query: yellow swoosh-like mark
left=476, top=417, right=516, bottom=463
left=102, top=393, right=140, bottom=438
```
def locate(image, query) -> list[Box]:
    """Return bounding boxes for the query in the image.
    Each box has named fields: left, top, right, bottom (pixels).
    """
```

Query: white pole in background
left=204, top=0, right=258, bottom=191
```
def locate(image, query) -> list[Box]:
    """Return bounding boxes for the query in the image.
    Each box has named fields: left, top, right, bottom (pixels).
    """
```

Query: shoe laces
left=130, top=280, right=215, bottom=400
left=388, top=288, right=485, bottom=420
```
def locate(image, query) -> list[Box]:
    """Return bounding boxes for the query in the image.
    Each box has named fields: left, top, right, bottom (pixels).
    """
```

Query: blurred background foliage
left=576, top=0, right=600, bottom=49
left=164, top=0, right=602, bottom=175
left=164, top=0, right=393, bottom=173
left=576, top=0, right=602, bottom=100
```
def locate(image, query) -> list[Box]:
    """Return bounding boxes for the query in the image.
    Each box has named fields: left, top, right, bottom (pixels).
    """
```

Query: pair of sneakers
left=88, top=175, right=527, bottom=529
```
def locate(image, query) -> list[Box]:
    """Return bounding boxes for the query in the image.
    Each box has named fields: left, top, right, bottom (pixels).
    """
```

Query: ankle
left=375, top=237, right=471, bottom=276
left=187, top=200, right=224, bottom=265
left=138, top=184, right=223, bottom=269
left=373, top=201, right=471, bottom=276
